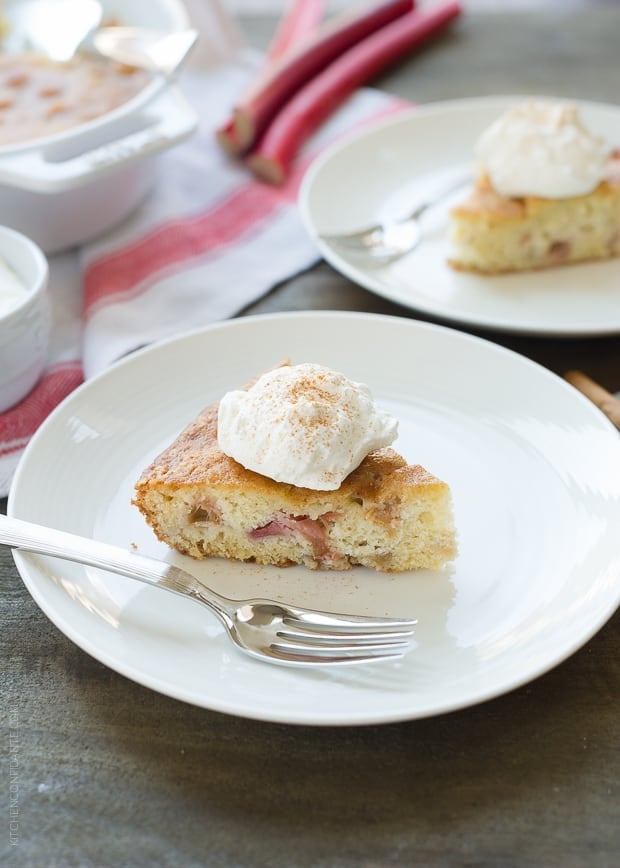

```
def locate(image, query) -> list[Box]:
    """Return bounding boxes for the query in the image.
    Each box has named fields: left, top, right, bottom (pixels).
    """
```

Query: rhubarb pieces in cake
left=133, top=363, right=457, bottom=572
left=448, top=100, right=620, bottom=274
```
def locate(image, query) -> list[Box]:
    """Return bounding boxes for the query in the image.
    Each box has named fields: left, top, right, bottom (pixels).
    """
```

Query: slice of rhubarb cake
left=133, top=363, right=457, bottom=572
left=448, top=99, right=620, bottom=274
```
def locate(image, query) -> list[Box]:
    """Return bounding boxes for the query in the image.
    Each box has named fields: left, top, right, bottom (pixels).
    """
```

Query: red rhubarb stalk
left=216, top=118, right=244, bottom=154
left=216, top=0, right=326, bottom=154
left=266, top=0, right=327, bottom=64
left=223, top=0, right=415, bottom=155
left=247, top=1, right=462, bottom=185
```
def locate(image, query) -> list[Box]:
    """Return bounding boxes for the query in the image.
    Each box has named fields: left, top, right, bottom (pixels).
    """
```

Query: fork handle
left=0, top=514, right=235, bottom=626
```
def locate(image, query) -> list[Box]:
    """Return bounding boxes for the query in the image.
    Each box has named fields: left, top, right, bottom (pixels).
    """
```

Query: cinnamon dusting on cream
left=216, top=363, right=398, bottom=490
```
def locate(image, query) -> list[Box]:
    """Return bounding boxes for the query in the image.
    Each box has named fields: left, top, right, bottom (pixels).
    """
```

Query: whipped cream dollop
left=217, top=363, right=398, bottom=490
left=475, top=100, right=610, bottom=198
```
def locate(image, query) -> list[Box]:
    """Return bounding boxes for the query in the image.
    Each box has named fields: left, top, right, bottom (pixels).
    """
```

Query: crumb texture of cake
left=448, top=100, right=620, bottom=274
left=133, top=369, right=457, bottom=573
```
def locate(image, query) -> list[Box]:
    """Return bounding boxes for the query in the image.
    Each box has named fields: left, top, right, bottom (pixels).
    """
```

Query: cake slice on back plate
left=448, top=100, right=620, bottom=274
left=133, top=363, right=457, bottom=573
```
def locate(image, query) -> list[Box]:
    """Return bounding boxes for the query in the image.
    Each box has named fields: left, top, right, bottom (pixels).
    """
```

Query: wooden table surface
left=2, top=7, right=619, bottom=867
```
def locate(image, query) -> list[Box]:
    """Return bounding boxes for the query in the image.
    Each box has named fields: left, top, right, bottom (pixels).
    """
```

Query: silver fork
left=0, top=515, right=416, bottom=667
left=319, top=173, right=471, bottom=262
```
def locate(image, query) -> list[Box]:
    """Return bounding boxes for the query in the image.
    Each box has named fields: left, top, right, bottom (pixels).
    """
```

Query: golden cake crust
left=134, top=399, right=447, bottom=511
left=452, top=154, right=620, bottom=220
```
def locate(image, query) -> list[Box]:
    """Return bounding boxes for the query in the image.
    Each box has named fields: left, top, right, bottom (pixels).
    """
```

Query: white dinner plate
left=299, top=96, right=620, bottom=336
left=9, top=312, right=620, bottom=725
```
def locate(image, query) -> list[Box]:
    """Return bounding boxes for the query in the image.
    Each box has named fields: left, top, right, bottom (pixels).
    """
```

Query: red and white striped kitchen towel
left=0, top=60, right=405, bottom=496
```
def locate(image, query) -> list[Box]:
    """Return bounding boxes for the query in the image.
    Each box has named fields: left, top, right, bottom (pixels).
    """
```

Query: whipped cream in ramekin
left=475, top=100, right=610, bottom=198
left=217, top=363, right=398, bottom=490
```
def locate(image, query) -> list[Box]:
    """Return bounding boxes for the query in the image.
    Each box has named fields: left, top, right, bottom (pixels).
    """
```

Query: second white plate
left=300, top=96, right=620, bottom=336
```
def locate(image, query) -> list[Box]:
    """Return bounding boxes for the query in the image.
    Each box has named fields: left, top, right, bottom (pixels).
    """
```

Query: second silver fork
left=319, top=173, right=471, bottom=262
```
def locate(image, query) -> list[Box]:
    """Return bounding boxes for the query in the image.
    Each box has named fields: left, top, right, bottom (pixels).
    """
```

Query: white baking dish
left=0, top=0, right=199, bottom=252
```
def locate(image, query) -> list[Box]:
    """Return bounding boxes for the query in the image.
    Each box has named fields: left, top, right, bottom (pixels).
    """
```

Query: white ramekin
left=0, top=226, right=51, bottom=413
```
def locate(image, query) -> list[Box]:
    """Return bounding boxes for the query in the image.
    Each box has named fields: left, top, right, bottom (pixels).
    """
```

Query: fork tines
left=272, top=615, right=416, bottom=665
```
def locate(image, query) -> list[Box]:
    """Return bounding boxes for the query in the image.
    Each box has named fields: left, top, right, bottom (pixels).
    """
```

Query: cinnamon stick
left=564, top=370, right=620, bottom=429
